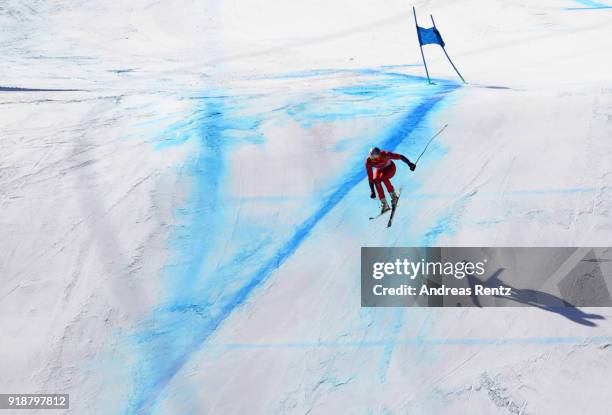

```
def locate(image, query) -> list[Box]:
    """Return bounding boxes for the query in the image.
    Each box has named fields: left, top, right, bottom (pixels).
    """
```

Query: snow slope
left=1, top=0, right=612, bottom=414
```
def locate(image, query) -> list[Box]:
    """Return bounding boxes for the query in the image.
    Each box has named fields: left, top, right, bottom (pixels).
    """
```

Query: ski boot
left=380, top=198, right=391, bottom=214
left=390, top=191, right=399, bottom=208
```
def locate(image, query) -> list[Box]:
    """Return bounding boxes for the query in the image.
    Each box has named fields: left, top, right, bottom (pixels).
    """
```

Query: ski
left=369, top=210, right=391, bottom=221
left=369, top=188, right=402, bottom=223
left=387, top=188, right=402, bottom=228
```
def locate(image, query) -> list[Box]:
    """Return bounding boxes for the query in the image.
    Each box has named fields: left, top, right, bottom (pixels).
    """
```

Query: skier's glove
left=369, top=181, right=376, bottom=199
left=370, top=191, right=376, bottom=199
left=400, top=155, right=416, bottom=171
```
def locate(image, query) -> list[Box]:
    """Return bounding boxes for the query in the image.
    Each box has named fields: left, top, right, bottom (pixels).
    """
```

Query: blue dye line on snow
left=254, top=66, right=441, bottom=85
left=125, top=95, right=238, bottom=414
left=213, top=335, right=612, bottom=349
left=422, top=190, right=476, bottom=245
left=416, top=186, right=612, bottom=245
left=566, top=0, right=612, bottom=9
left=378, top=309, right=405, bottom=382
left=415, top=186, right=612, bottom=199
left=126, top=74, right=459, bottom=414
left=220, top=185, right=611, bottom=205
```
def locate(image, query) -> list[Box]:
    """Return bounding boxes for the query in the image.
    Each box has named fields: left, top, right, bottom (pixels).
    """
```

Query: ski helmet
left=369, top=147, right=381, bottom=157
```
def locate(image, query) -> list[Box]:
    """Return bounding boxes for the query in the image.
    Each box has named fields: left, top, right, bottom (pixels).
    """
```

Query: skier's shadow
left=466, top=268, right=605, bottom=327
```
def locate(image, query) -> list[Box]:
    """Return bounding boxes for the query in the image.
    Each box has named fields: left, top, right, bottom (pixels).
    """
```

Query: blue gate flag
left=417, top=26, right=445, bottom=47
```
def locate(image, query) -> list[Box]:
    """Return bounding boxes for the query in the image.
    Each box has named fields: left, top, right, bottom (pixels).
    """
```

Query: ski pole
left=414, top=124, right=448, bottom=165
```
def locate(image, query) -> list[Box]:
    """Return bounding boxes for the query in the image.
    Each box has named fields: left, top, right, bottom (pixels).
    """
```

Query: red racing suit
left=365, top=151, right=402, bottom=199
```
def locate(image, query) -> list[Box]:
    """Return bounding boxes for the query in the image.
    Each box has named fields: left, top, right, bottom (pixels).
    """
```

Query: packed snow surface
left=1, top=0, right=612, bottom=413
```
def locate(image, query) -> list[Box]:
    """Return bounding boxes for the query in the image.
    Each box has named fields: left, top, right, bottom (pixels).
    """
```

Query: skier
left=366, top=147, right=416, bottom=214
